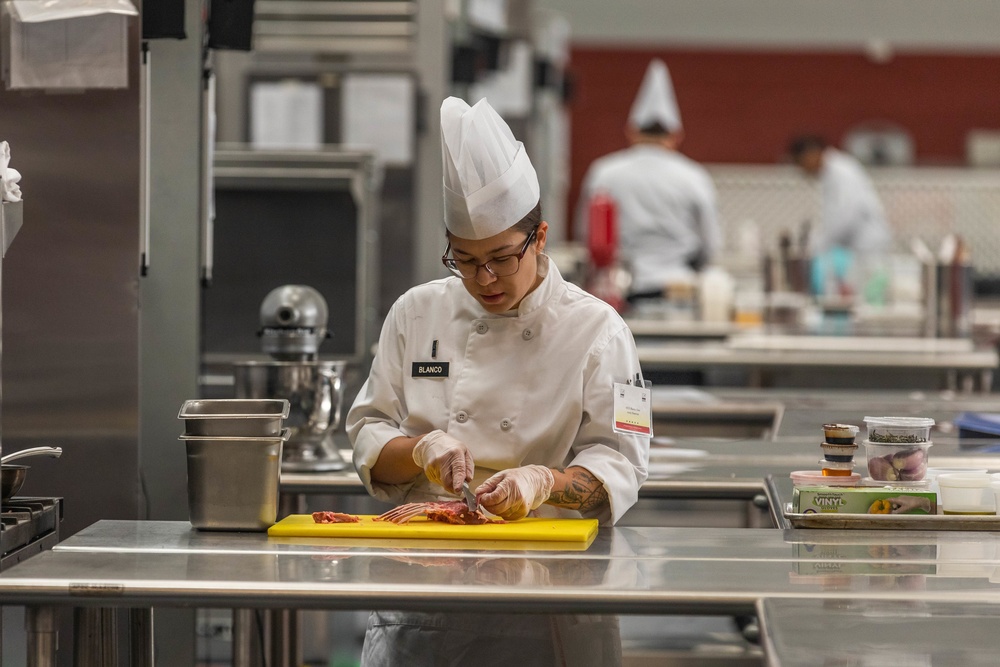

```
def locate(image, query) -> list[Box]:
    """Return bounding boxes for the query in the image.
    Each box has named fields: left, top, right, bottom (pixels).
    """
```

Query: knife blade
left=461, top=481, right=478, bottom=512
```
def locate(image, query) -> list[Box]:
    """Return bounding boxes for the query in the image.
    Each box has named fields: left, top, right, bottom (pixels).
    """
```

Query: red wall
left=566, top=47, right=1000, bottom=234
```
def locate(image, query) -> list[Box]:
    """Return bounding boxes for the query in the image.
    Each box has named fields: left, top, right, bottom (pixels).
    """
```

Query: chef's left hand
left=476, top=465, right=555, bottom=520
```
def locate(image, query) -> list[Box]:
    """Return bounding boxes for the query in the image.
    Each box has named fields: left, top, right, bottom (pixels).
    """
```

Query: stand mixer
left=233, top=285, right=348, bottom=472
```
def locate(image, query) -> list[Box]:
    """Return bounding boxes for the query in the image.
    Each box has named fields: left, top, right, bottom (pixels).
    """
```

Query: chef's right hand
left=411, top=430, right=474, bottom=494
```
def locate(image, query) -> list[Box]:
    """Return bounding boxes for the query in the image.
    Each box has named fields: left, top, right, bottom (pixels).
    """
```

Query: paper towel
left=0, top=142, right=22, bottom=203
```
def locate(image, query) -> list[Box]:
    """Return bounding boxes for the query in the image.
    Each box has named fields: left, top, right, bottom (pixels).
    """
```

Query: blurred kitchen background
left=2, top=0, right=1000, bottom=665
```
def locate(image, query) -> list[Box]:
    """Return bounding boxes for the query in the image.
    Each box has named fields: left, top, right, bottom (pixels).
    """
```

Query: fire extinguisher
left=587, top=191, right=617, bottom=268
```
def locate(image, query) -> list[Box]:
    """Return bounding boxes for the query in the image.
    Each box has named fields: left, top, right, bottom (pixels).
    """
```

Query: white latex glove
left=476, top=465, right=555, bottom=520
left=411, top=430, right=474, bottom=493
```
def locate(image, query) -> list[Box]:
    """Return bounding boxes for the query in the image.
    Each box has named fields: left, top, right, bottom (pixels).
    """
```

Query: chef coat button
left=500, top=418, right=512, bottom=431
left=476, top=322, right=489, bottom=334
left=456, top=411, right=469, bottom=423
left=522, top=328, right=533, bottom=340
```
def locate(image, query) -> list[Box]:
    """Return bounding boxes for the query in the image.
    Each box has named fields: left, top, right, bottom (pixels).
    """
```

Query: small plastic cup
left=821, top=442, right=858, bottom=462
left=938, top=473, right=995, bottom=515
left=822, top=423, right=859, bottom=445
left=820, top=458, right=855, bottom=477
left=864, top=416, right=934, bottom=444
left=928, top=468, right=988, bottom=498
left=864, top=440, right=931, bottom=482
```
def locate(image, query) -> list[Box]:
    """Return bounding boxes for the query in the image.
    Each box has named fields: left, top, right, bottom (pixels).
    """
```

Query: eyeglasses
left=441, top=226, right=539, bottom=279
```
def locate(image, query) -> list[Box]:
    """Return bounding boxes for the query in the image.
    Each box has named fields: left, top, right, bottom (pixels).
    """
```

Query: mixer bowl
left=233, top=360, right=347, bottom=472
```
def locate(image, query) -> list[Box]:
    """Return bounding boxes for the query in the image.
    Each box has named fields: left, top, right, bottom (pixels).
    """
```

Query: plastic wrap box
left=793, top=486, right=937, bottom=515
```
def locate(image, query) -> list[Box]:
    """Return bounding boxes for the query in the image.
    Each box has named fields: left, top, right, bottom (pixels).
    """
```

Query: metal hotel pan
left=178, top=399, right=290, bottom=437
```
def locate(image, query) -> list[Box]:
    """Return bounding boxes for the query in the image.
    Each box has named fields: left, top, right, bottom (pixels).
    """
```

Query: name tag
left=412, top=362, right=449, bottom=378
left=612, top=381, right=652, bottom=437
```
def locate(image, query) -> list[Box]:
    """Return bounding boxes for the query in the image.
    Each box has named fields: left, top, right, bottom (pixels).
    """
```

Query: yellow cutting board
left=268, top=514, right=598, bottom=544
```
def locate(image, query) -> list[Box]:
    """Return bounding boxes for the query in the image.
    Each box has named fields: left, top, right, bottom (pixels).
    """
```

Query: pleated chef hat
left=628, top=59, right=682, bottom=133
left=441, top=96, right=540, bottom=240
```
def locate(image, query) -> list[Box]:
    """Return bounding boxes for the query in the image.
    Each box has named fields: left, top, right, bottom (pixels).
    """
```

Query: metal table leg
left=232, top=608, right=265, bottom=667
left=129, top=608, right=153, bottom=667
left=74, top=607, right=118, bottom=666
left=268, top=609, right=300, bottom=667
left=26, top=606, right=57, bottom=667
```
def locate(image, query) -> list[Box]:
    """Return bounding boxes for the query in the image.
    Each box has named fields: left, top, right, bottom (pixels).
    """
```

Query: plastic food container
left=864, top=441, right=932, bottom=482
left=864, top=416, right=934, bottom=444
left=822, top=423, right=859, bottom=445
left=927, top=468, right=988, bottom=498
left=938, top=473, right=995, bottom=515
left=178, top=399, right=290, bottom=437
left=820, top=443, right=858, bottom=462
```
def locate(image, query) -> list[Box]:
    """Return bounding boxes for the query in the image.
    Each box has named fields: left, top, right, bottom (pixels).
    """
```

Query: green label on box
left=793, top=486, right=937, bottom=514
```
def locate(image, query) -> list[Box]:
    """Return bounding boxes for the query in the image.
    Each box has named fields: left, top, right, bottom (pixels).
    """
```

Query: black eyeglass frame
left=441, top=225, right=540, bottom=279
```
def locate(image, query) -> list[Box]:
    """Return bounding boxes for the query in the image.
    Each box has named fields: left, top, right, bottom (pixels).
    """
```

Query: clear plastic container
left=864, top=440, right=932, bottom=482
left=822, top=423, right=859, bottom=445
left=820, top=442, right=858, bottom=462
left=928, top=468, right=988, bottom=498
left=864, top=416, right=934, bottom=444
left=938, top=473, right=995, bottom=515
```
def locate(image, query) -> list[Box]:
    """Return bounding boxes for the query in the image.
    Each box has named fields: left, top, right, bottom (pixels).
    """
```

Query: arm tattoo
left=548, top=467, right=609, bottom=513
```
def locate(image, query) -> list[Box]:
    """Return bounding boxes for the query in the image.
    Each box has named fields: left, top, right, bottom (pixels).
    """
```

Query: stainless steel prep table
left=635, top=338, right=998, bottom=392
left=758, top=599, right=1000, bottom=667
left=10, top=521, right=1000, bottom=663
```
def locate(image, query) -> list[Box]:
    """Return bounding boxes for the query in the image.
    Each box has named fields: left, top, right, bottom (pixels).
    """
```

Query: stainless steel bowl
left=233, top=360, right=347, bottom=472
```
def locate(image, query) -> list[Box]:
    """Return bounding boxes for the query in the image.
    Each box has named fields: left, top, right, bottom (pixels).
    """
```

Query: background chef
left=347, top=96, right=649, bottom=665
left=575, top=58, right=722, bottom=301
left=789, top=135, right=893, bottom=299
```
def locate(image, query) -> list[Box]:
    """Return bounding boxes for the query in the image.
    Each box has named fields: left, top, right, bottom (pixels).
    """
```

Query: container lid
left=822, top=423, right=859, bottom=434
left=860, top=477, right=931, bottom=489
left=863, top=416, right=935, bottom=428
left=936, top=472, right=991, bottom=488
left=790, top=470, right=861, bottom=487
left=818, top=458, right=856, bottom=470
left=927, top=467, right=987, bottom=479
left=863, top=439, right=933, bottom=448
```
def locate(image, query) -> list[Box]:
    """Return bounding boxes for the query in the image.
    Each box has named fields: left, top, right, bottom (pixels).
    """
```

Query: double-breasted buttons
left=475, top=322, right=489, bottom=334
left=522, top=328, right=534, bottom=341
left=456, top=411, right=469, bottom=423
left=500, top=418, right=512, bottom=431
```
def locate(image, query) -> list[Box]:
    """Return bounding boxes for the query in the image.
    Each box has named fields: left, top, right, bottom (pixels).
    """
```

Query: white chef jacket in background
left=575, top=144, right=721, bottom=294
left=814, top=148, right=891, bottom=256
left=348, top=254, right=649, bottom=526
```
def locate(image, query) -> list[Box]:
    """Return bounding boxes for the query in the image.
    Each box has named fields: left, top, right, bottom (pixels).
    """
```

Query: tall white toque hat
left=441, top=96, right=540, bottom=240
left=628, top=59, right=682, bottom=133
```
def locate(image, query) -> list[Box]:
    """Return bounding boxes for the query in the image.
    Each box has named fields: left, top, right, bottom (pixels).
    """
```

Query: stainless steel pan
left=0, top=447, right=62, bottom=502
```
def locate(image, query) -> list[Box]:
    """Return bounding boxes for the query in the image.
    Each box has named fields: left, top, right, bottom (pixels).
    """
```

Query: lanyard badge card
left=612, top=374, right=652, bottom=437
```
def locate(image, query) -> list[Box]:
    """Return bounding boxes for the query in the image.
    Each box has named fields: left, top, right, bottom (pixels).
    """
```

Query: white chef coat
left=349, top=255, right=645, bottom=667
left=575, top=144, right=721, bottom=294
left=348, top=254, right=649, bottom=526
left=814, top=148, right=891, bottom=256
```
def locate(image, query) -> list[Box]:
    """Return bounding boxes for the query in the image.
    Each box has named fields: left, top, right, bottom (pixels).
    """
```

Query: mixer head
left=258, top=285, right=329, bottom=360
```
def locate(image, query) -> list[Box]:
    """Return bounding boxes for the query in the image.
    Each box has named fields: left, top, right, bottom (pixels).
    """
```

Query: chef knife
left=461, top=481, right=478, bottom=512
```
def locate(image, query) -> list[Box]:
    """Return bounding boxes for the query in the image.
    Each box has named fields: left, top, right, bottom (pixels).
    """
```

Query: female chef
left=347, top=96, right=649, bottom=666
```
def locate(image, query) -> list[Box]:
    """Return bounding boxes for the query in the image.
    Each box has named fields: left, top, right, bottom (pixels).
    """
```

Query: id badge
left=612, top=379, right=652, bottom=437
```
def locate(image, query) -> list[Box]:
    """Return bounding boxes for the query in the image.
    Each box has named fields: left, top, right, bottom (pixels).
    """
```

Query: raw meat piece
left=312, top=511, right=361, bottom=524
left=375, top=500, right=503, bottom=525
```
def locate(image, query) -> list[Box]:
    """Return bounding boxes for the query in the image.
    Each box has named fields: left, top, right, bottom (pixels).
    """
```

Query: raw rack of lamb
left=312, top=511, right=361, bottom=524
left=375, top=500, right=503, bottom=525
